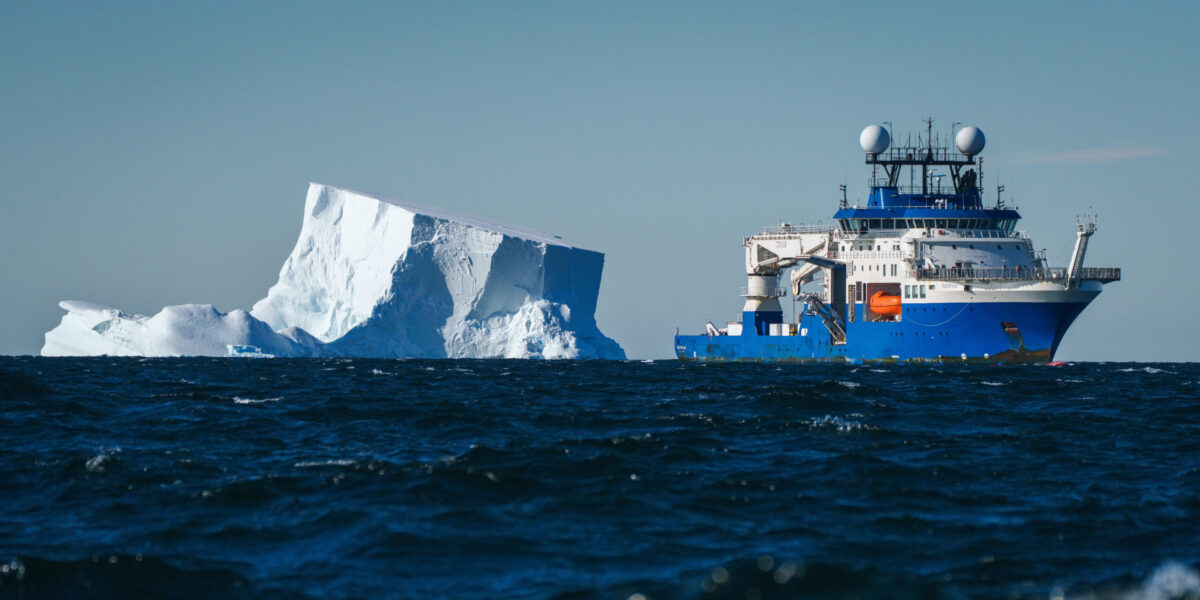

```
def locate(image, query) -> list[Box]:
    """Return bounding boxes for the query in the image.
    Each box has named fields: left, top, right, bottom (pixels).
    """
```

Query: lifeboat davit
left=869, top=291, right=902, bottom=316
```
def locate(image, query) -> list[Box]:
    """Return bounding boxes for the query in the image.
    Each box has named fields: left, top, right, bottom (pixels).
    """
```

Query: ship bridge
left=837, top=120, right=1020, bottom=235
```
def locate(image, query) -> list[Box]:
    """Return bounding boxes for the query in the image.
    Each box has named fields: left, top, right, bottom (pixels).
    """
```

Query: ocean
left=1, top=358, right=1197, bottom=599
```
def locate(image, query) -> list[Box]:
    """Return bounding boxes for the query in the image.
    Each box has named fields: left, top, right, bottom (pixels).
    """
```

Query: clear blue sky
left=2, top=1, right=1196, bottom=360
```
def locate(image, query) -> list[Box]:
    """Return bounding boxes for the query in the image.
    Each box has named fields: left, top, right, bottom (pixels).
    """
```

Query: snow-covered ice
left=43, top=183, right=625, bottom=359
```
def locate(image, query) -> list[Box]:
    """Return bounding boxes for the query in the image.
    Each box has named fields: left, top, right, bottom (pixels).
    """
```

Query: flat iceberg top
left=315, top=183, right=592, bottom=251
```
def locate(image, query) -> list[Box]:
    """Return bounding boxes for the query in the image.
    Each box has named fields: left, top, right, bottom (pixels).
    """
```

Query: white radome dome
left=859, top=125, right=890, bottom=154
left=955, top=126, right=986, bottom=155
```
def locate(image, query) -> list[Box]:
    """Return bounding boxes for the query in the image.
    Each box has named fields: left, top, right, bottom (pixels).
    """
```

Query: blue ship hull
left=674, top=299, right=1092, bottom=364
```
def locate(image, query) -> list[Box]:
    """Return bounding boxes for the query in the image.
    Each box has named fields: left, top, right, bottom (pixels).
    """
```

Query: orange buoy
left=869, top=291, right=902, bottom=316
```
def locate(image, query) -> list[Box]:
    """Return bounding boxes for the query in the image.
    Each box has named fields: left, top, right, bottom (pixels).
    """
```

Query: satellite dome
left=859, top=125, right=890, bottom=154
left=955, top=126, right=986, bottom=155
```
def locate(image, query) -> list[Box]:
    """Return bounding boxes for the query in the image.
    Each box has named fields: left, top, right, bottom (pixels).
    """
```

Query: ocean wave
left=4, top=357, right=1196, bottom=600
left=1062, top=561, right=1200, bottom=600
left=1119, top=366, right=1175, bottom=375
left=806, top=415, right=872, bottom=432
left=0, top=555, right=262, bottom=599
left=232, top=396, right=281, bottom=404
left=85, top=447, right=121, bottom=473
left=293, top=459, right=357, bottom=468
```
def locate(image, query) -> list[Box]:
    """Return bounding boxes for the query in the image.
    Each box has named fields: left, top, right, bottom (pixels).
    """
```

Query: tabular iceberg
left=43, top=183, right=625, bottom=359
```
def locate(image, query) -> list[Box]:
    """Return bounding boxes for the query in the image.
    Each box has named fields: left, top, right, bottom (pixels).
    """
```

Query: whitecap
left=837, top=380, right=861, bottom=389
left=85, top=447, right=121, bottom=473
left=980, top=381, right=1005, bottom=387
left=1085, top=561, right=1200, bottom=600
left=233, top=396, right=281, bottom=404
left=293, top=459, right=356, bottom=468
left=807, top=415, right=870, bottom=433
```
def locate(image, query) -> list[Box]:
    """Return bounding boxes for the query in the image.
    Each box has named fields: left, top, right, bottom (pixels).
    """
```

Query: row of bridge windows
left=839, top=218, right=1017, bottom=232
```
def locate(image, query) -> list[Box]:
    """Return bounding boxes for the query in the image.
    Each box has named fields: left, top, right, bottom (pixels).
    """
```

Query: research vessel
left=674, top=122, right=1120, bottom=363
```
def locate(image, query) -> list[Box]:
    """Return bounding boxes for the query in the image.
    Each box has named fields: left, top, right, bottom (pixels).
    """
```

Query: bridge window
left=869, top=219, right=881, bottom=228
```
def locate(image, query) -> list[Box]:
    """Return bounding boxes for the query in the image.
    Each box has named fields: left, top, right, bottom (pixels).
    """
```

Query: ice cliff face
left=43, top=183, right=625, bottom=359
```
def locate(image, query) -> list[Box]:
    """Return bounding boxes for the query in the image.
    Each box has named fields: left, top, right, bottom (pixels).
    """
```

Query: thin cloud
left=1005, top=145, right=1167, bottom=166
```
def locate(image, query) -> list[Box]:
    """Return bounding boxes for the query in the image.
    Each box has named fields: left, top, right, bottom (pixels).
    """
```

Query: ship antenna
left=840, top=184, right=848, bottom=208
left=978, top=156, right=984, bottom=198
left=997, top=184, right=1005, bottom=209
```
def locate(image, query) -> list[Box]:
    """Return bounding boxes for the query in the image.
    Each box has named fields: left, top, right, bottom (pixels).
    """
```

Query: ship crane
left=741, top=229, right=849, bottom=341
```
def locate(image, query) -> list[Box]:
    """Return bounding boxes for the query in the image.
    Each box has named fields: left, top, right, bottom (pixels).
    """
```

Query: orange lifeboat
left=869, top=291, right=902, bottom=317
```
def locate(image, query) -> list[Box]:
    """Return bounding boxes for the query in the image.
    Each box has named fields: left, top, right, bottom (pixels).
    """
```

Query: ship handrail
left=914, top=267, right=1121, bottom=283
left=844, top=201, right=1016, bottom=211
left=739, top=286, right=788, bottom=298
left=865, top=146, right=975, bottom=163
left=828, top=251, right=905, bottom=259
left=836, top=228, right=1028, bottom=240
left=746, top=225, right=835, bottom=243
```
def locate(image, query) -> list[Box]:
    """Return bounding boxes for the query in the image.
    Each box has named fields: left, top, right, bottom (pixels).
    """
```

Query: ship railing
left=866, top=146, right=975, bottom=164
left=914, top=267, right=1121, bottom=283
left=828, top=251, right=906, bottom=259
left=751, top=224, right=835, bottom=239
left=844, top=200, right=1019, bottom=212
left=865, top=180, right=980, bottom=197
left=947, top=229, right=1027, bottom=239
left=838, top=226, right=1027, bottom=239
left=1078, top=267, right=1121, bottom=282
left=739, top=286, right=788, bottom=298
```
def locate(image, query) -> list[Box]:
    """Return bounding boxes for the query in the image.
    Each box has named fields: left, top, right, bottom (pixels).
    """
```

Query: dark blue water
left=1, top=358, right=1197, bottom=599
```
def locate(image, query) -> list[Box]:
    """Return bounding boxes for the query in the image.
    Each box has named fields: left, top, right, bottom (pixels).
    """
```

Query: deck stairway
left=802, top=293, right=847, bottom=344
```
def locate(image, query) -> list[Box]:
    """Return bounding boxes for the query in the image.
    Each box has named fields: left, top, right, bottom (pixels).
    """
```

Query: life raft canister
left=869, top=291, right=902, bottom=316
